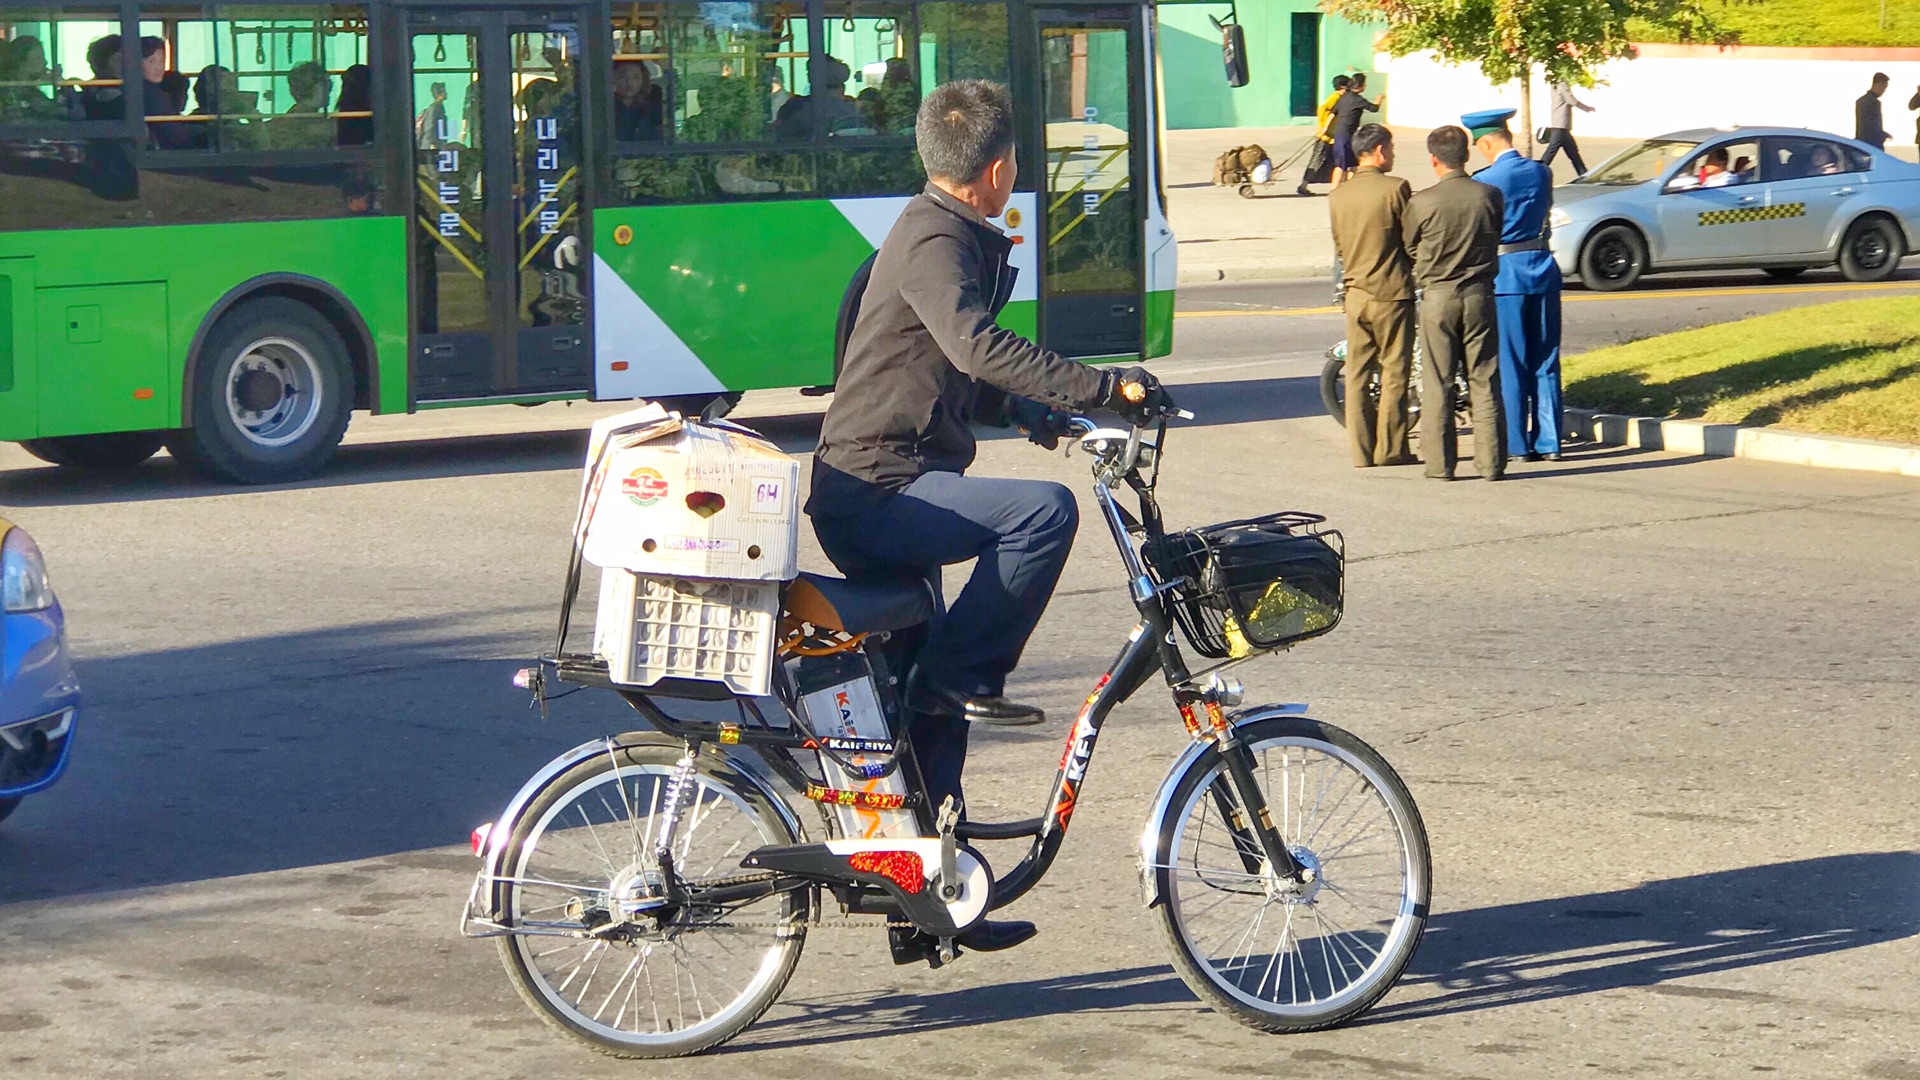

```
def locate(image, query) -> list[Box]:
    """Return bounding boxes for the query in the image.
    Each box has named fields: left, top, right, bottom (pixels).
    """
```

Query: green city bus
left=0, top=0, right=1175, bottom=482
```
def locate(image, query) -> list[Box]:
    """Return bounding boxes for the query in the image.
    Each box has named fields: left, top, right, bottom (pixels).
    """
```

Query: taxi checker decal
left=1699, top=202, right=1807, bottom=227
left=621, top=466, right=669, bottom=506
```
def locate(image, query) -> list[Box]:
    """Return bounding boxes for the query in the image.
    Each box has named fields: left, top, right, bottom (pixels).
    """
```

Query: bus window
left=136, top=4, right=372, bottom=150
left=1, top=7, right=125, bottom=123
left=512, top=26, right=584, bottom=332
left=609, top=1, right=813, bottom=201
left=0, top=6, right=142, bottom=231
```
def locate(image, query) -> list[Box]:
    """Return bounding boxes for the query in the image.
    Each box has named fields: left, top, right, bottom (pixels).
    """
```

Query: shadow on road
left=735, top=852, right=1917, bottom=1047
left=1375, top=851, right=1920, bottom=1023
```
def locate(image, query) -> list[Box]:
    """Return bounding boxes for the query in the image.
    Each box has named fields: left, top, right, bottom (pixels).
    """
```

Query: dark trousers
left=811, top=471, right=1080, bottom=810
left=1343, top=287, right=1414, bottom=466
left=1495, top=291, right=1563, bottom=456
left=1418, top=283, right=1506, bottom=478
left=1539, top=128, right=1587, bottom=175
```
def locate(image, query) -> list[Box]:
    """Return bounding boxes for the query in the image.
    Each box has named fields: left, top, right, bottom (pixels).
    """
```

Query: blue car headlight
left=2, top=529, right=56, bottom=614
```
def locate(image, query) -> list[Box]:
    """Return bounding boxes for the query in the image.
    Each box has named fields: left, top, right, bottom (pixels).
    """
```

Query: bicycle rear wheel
left=1148, top=715, right=1429, bottom=1032
left=492, top=740, right=809, bottom=1058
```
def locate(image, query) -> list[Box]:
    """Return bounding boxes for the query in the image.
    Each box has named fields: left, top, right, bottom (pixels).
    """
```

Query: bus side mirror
left=1219, top=21, right=1249, bottom=87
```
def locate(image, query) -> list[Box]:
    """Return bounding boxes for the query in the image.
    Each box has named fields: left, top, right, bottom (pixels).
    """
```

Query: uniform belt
left=1498, top=235, right=1550, bottom=256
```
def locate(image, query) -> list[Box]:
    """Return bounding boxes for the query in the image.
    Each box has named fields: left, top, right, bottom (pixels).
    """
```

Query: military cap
left=1461, top=108, right=1516, bottom=139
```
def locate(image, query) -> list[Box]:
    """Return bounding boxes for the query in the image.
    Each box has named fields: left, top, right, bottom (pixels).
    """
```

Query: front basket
left=1144, top=511, right=1344, bottom=660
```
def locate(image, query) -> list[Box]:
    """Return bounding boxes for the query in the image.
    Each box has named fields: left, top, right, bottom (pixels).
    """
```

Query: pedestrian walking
left=1465, top=108, right=1564, bottom=462
left=1856, top=73, right=1890, bottom=150
left=1403, top=125, right=1506, bottom=481
left=1296, top=74, right=1348, bottom=195
left=1327, top=123, right=1416, bottom=468
left=1327, top=73, right=1384, bottom=191
left=1907, top=81, right=1920, bottom=148
left=1539, top=80, right=1594, bottom=176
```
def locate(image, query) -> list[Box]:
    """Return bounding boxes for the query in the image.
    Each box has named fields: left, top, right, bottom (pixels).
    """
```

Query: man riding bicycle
left=806, top=79, right=1170, bottom=963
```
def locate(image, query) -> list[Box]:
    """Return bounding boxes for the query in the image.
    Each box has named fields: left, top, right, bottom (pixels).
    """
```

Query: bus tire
left=18, top=431, right=167, bottom=472
left=167, top=298, right=353, bottom=485
left=656, top=391, right=743, bottom=421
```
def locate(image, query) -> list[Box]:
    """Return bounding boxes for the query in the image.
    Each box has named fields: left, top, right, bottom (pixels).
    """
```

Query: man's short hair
left=1332, top=74, right=1350, bottom=91
left=1427, top=125, right=1469, bottom=169
left=1353, top=123, right=1392, bottom=158
left=1873, top=71, right=1891, bottom=85
left=916, top=79, right=1015, bottom=184
left=1349, top=73, right=1367, bottom=91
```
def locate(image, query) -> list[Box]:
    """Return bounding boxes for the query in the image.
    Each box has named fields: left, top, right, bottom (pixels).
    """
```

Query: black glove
left=1105, top=366, right=1174, bottom=427
left=1005, top=395, right=1075, bottom=450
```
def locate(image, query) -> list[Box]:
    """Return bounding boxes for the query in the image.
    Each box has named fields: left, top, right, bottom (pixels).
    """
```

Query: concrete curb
left=1564, top=407, right=1920, bottom=479
left=1177, top=264, right=1335, bottom=284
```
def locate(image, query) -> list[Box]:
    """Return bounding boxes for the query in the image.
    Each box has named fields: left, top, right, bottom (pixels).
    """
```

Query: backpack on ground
left=1213, top=144, right=1270, bottom=186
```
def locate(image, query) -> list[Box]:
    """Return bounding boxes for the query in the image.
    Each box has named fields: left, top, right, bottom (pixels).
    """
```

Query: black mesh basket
left=1144, top=511, right=1344, bottom=660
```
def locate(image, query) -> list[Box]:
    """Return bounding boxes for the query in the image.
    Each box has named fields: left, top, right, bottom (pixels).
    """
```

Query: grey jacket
left=807, top=185, right=1111, bottom=517
left=1549, top=82, right=1590, bottom=130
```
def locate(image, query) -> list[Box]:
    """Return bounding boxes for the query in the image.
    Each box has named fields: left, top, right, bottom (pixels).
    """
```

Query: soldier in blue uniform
left=1464, top=108, right=1564, bottom=461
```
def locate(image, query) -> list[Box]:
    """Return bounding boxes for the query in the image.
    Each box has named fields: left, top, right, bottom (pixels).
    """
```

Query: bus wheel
left=166, top=299, right=353, bottom=485
left=18, top=431, right=167, bottom=472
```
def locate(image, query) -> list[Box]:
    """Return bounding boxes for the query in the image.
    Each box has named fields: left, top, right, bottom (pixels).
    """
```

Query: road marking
left=1175, top=277, right=1920, bottom=319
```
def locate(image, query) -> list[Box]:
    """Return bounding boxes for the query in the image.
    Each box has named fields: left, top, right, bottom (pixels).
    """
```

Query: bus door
left=1033, top=7, right=1144, bottom=358
left=403, top=7, right=591, bottom=401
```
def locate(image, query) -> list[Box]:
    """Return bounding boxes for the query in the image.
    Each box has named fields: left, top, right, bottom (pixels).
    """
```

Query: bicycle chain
left=671, top=872, right=915, bottom=932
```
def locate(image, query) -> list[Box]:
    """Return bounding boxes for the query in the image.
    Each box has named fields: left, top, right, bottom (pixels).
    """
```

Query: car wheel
left=1579, top=225, right=1646, bottom=292
left=165, top=298, right=354, bottom=485
left=18, top=431, right=167, bottom=471
left=1838, top=217, right=1903, bottom=282
left=1763, top=266, right=1809, bottom=281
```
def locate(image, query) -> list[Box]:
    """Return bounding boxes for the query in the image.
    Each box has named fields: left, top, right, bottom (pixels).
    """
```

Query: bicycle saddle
left=783, top=571, right=934, bottom=634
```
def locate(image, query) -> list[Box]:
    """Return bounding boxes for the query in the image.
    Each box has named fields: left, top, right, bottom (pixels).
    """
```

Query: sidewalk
left=1162, top=125, right=1642, bottom=283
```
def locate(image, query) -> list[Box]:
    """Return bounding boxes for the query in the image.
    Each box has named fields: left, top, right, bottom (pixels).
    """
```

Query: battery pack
left=797, top=655, right=918, bottom=839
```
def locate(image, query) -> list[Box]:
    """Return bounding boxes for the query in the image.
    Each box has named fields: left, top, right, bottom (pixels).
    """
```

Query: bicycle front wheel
left=492, top=739, right=809, bottom=1058
left=1148, top=715, right=1430, bottom=1033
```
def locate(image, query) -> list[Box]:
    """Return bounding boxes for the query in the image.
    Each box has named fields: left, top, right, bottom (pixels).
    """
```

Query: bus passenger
left=80, top=35, right=124, bottom=120
left=140, top=36, right=194, bottom=149
left=416, top=81, right=449, bottom=148
left=188, top=65, right=248, bottom=149
left=773, top=56, right=858, bottom=139
left=336, top=64, right=373, bottom=146
left=268, top=61, right=334, bottom=148
left=0, top=37, right=62, bottom=121
left=612, top=60, right=663, bottom=142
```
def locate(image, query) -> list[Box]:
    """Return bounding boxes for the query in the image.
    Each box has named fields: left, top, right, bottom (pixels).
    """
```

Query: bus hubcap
left=225, top=337, right=324, bottom=449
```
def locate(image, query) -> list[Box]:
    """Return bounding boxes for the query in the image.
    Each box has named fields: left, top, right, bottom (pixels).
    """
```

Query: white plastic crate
left=592, top=570, right=781, bottom=697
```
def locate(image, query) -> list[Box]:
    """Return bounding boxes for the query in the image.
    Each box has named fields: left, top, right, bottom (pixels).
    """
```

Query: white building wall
left=1377, top=44, right=1920, bottom=143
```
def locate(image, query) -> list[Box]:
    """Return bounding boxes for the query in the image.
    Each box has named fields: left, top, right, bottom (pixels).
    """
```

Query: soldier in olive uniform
left=1327, top=123, right=1417, bottom=467
left=1402, top=125, right=1506, bottom=480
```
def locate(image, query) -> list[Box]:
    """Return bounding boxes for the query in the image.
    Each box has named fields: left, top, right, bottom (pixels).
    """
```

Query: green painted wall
left=0, top=217, right=408, bottom=440
left=1158, top=1, right=1381, bottom=129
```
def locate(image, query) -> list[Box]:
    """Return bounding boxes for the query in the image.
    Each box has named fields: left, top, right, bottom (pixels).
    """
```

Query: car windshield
left=1573, top=138, right=1702, bottom=185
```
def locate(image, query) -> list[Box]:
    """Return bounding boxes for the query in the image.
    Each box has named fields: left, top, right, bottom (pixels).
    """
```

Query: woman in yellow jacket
left=1297, top=74, right=1350, bottom=195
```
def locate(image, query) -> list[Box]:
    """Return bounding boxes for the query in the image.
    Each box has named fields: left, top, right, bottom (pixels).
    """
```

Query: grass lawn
left=1562, top=295, right=1920, bottom=444
left=1631, top=0, right=1920, bottom=47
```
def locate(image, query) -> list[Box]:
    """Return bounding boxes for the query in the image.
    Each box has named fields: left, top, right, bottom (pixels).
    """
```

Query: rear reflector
left=471, top=822, right=493, bottom=857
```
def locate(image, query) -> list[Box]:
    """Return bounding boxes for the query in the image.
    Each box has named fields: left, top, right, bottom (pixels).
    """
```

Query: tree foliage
left=1323, top=0, right=1740, bottom=87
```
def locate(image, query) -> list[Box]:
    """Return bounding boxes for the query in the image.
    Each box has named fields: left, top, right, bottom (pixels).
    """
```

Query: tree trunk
left=1520, top=71, right=1534, bottom=157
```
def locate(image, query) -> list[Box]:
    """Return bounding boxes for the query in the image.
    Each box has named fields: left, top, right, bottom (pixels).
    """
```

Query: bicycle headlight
left=1548, top=207, right=1571, bottom=230
left=2, top=528, right=56, bottom=613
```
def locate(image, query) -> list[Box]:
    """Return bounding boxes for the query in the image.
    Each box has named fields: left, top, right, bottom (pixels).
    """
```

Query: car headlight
left=2, top=528, right=56, bottom=613
left=1548, top=207, right=1571, bottom=229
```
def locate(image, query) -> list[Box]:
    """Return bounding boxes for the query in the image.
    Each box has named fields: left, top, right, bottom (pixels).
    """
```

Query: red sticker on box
left=622, top=467, right=669, bottom=507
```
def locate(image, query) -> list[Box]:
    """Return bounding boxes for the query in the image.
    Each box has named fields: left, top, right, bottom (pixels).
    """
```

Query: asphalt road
left=0, top=287, right=1915, bottom=1079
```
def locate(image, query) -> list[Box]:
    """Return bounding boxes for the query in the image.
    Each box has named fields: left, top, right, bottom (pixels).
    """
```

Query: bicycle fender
left=1136, top=702, right=1309, bottom=908
left=476, top=732, right=803, bottom=884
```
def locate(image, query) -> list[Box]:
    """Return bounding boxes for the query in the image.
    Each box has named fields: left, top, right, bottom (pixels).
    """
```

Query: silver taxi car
left=1549, top=127, right=1918, bottom=290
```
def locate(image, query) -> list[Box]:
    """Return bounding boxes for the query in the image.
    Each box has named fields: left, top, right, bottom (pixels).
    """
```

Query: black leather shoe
left=954, top=919, right=1038, bottom=953
left=1523, top=452, right=1544, bottom=463
left=889, top=925, right=946, bottom=968
left=911, top=680, right=1046, bottom=726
